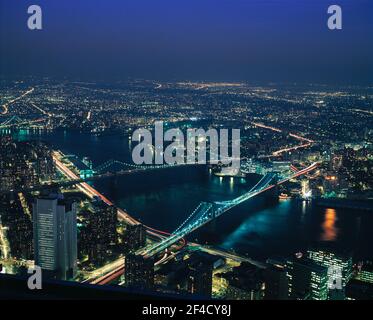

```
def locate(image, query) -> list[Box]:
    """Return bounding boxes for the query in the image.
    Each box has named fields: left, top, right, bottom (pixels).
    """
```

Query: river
left=5, top=128, right=373, bottom=261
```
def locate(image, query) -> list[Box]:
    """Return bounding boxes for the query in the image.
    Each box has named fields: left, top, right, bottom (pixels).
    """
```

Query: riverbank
left=316, top=198, right=373, bottom=212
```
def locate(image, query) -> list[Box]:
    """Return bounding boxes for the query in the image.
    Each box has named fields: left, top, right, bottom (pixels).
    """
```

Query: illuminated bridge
left=139, top=162, right=319, bottom=258
left=0, top=116, right=46, bottom=129
left=63, top=156, right=207, bottom=176
left=0, top=156, right=205, bottom=195
left=92, top=159, right=193, bottom=175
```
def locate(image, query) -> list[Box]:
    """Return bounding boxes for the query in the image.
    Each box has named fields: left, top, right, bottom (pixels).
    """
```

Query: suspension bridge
left=83, top=161, right=318, bottom=285
left=138, top=162, right=319, bottom=258
left=0, top=116, right=46, bottom=129
left=92, top=158, right=195, bottom=174
left=0, top=154, right=205, bottom=195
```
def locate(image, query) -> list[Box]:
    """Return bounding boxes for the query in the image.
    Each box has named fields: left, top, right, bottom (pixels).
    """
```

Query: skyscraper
left=264, top=265, right=289, bottom=300
left=83, top=201, right=118, bottom=265
left=307, top=249, right=353, bottom=290
left=356, top=262, right=373, bottom=284
left=286, top=257, right=328, bottom=300
left=124, top=254, right=154, bottom=291
left=33, top=193, right=77, bottom=280
left=123, top=223, right=146, bottom=254
left=185, top=252, right=215, bottom=298
left=187, top=267, right=213, bottom=297
left=92, top=200, right=117, bottom=246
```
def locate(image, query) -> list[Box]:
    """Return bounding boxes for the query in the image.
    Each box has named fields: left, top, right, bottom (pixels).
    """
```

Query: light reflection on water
left=321, top=208, right=339, bottom=241
left=4, top=129, right=373, bottom=259
left=221, top=201, right=292, bottom=252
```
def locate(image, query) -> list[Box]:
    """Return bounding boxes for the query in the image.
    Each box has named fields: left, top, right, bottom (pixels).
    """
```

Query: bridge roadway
left=52, top=152, right=185, bottom=234
left=140, top=162, right=319, bottom=258
left=51, top=152, right=189, bottom=284
left=46, top=151, right=316, bottom=284
left=0, top=156, right=204, bottom=195
left=0, top=116, right=45, bottom=129
left=84, top=162, right=318, bottom=285
left=88, top=243, right=268, bottom=286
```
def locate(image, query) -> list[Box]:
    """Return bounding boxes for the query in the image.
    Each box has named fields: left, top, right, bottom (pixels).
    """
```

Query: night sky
left=1, top=0, right=372, bottom=84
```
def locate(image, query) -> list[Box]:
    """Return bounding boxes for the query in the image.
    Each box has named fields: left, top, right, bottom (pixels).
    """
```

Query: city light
left=0, top=0, right=372, bottom=304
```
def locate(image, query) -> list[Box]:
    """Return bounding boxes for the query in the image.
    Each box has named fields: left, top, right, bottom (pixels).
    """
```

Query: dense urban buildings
left=0, top=1, right=373, bottom=304
left=286, top=257, right=328, bottom=300
left=124, top=254, right=155, bottom=291
left=0, top=79, right=372, bottom=300
left=122, top=223, right=146, bottom=254
left=264, top=265, right=289, bottom=300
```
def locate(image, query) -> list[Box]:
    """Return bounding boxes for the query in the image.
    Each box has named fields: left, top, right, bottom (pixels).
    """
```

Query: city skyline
left=1, top=0, right=373, bottom=305
left=1, top=77, right=372, bottom=302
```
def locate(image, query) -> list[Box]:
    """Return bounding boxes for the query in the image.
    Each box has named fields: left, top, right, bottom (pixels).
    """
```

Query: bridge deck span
left=140, top=162, right=319, bottom=257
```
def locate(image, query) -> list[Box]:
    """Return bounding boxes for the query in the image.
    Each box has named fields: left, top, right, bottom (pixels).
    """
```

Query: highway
left=53, top=151, right=188, bottom=243
left=272, top=142, right=312, bottom=156
left=86, top=161, right=318, bottom=285
left=197, top=245, right=267, bottom=269
left=92, top=266, right=125, bottom=285
left=1, top=88, right=34, bottom=115
left=0, top=159, right=203, bottom=195
left=30, top=102, right=53, bottom=117
left=52, top=151, right=187, bottom=284
left=82, top=257, right=125, bottom=284
left=53, top=152, right=113, bottom=204
left=0, top=224, right=10, bottom=260
left=252, top=122, right=315, bottom=157
left=252, top=122, right=282, bottom=133
left=53, top=150, right=317, bottom=285
left=53, top=151, right=140, bottom=226
left=89, top=242, right=262, bottom=286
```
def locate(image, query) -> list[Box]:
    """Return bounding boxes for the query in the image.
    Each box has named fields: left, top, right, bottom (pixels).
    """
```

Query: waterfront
left=5, top=128, right=373, bottom=261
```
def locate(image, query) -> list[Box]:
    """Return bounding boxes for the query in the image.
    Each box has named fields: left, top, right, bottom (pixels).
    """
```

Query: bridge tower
left=266, top=172, right=280, bottom=200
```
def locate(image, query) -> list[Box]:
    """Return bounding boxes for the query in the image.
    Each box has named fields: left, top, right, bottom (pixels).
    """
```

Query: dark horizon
left=1, top=0, right=373, bottom=85
left=2, top=75, right=373, bottom=88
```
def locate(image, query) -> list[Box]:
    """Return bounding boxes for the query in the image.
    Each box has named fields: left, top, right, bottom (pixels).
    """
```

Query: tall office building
left=124, top=254, right=154, bottom=290
left=33, top=193, right=77, bottom=280
left=84, top=201, right=118, bottom=264
left=161, top=252, right=217, bottom=298
left=123, top=223, right=146, bottom=254
left=301, top=179, right=311, bottom=198
left=92, top=200, right=117, bottom=246
left=222, top=261, right=264, bottom=300
left=264, top=265, right=289, bottom=300
left=308, top=249, right=353, bottom=290
left=356, top=262, right=373, bottom=284
left=185, top=252, right=215, bottom=298
left=286, top=257, right=328, bottom=300
left=346, top=280, right=373, bottom=300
